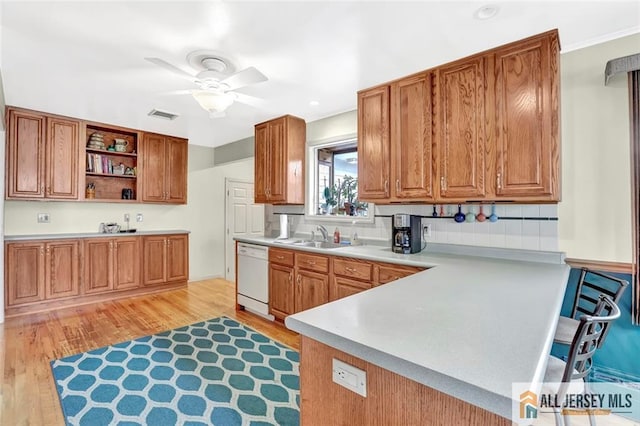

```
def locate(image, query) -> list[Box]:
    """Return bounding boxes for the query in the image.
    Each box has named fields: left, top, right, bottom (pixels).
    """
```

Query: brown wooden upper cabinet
left=140, top=133, right=188, bottom=204
left=357, top=86, right=391, bottom=200
left=435, top=56, right=487, bottom=200
left=6, top=107, right=79, bottom=200
left=254, top=115, right=306, bottom=204
left=359, top=73, right=434, bottom=203
left=489, top=30, right=560, bottom=201
left=357, top=29, right=560, bottom=203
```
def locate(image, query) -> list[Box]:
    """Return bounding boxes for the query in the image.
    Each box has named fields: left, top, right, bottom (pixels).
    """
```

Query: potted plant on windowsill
left=337, top=175, right=358, bottom=216
left=322, top=186, right=338, bottom=215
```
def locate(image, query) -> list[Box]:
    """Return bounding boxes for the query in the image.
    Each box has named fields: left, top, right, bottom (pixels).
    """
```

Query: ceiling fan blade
left=232, top=92, right=267, bottom=108
left=159, top=89, right=194, bottom=96
left=145, top=57, right=196, bottom=81
left=221, top=67, right=267, bottom=90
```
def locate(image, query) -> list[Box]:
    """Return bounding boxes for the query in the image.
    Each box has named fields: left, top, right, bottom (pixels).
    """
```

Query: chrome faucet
left=316, top=225, right=329, bottom=242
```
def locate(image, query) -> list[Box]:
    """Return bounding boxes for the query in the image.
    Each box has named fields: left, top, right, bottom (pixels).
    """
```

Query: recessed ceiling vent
left=148, top=109, right=179, bottom=120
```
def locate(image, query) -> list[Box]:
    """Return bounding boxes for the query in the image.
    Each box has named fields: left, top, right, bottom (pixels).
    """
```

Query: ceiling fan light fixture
left=192, top=91, right=235, bottom=114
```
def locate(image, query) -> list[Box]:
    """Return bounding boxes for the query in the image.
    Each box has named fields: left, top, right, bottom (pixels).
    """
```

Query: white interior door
left=225, top=179, right=265, bottom=282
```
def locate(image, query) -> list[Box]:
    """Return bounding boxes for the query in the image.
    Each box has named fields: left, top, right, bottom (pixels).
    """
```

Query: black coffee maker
left=392, top=214, right=422, bottom=254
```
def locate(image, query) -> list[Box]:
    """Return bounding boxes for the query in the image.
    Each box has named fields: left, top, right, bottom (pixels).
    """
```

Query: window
left=306, top=138, right=372, bottom=221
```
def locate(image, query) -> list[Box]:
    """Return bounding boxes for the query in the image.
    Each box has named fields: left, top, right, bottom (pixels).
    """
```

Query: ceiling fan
left=145, top=50, right=267, bottom=117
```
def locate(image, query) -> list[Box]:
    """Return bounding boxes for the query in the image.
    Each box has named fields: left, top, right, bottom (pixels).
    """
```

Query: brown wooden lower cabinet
left=375, top=262, right=425, bottom=286
left=143, top=234, right=189, bottom=286
left=84, top=237, right=141, bottom=294
left=267, top=248, right=426, bottom=319
left=4, top=233, right=188, bottom=317
left=331, top=276, right=371, bottom=301
left=5, top=239, right=80, bottom=306
left=269, top=263, right=295, bottom=319
left=267, top=248, right=330, bottom=320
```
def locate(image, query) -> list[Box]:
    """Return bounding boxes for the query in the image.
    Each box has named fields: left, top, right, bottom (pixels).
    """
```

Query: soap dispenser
left=333, top=227, right=340, bottom=243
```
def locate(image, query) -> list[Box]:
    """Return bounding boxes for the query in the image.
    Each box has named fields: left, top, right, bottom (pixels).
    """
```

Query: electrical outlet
left=124, top=213, right=130, bottom=222
left=332, top=358, right=366, bottom=396
left=37, top=213, right=50, bottom=223
left=136, top=213, right=143, bottom=222
left=423, top=224, right=432, bottom=237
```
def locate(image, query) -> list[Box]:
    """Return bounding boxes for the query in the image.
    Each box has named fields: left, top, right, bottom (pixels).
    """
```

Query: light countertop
left=5, top=230, right=190, bottom=241
left=235, top=236, right=570, bottom=419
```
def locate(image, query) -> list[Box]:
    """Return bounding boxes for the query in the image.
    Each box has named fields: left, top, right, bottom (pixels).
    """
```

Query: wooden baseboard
left=5, top=281, right=187, bottom=318
left=564, top=258, right=634, bottom=274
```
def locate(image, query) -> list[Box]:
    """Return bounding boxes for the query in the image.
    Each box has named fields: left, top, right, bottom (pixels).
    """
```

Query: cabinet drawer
left=295, top=253, right=329, bottom=273
left=269, top=248, right=294, bottom=266
left=333, top=257, right=373, bottom=281
left=376, top=263, right=425, bottom=285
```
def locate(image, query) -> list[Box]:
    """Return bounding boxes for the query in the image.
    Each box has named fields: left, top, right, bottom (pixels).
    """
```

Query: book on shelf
left=86, top=153, right=115, bottom=175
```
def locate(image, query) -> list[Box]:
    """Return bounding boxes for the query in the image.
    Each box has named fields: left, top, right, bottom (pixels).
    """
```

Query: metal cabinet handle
left=239, top=249, right=247, bottom=254
left=289, top=272, right=293, bottom=283
left=440, top=176, right=446, bottom=191
left=497, top=173, right=502, bottom=190
left=296, top=275, right=301, bottom=285
left=276, top=255, right=284, bottom=260
left=384, top=180, right=389, bottom=196
left=307, top=260, right=316, bottom=266
left=345, top=266, right=357, bottom=273
left=396, top=179, right=400, bottom=192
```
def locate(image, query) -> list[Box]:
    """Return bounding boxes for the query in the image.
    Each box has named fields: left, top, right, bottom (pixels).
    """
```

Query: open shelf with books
left=84, top=123, right=139, bottom=201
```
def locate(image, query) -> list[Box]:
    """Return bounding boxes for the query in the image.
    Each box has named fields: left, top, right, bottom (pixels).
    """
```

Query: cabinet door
left=143, top=236, right=167, bottom=286
left=6, top=108, right=46, bottom=198
left=437, top=57, right=487, bottom=200
left=295, top=269, right=329, bottom=312
left=5, top=242, right=45, bottom=306
left=358, top=86, right=390, bottom=200
left=165, top=137, right=188, bottom=204
left=45, top=240, right=80, bottom=299
left=84, top=239, right=114, bottom=294
left=390, top=73, right=434, bottom=200
left=267, top=118, right=286, bottom=202
left=376, top=264, right=425, bottom=286
left=46, top=117, right=79, bottom=199
left=254, top=123, right=268, bottom=203
left=269, top=263, right=294, bottom=319
left=113, top=237, right=140, bottom=290
left=493, top=33, right=559, bottom=200
left=141, top=133, right=167, bottom=202
left=166, top=234, right=189, bottom=283
left=330, top=276, right=371, bottom=302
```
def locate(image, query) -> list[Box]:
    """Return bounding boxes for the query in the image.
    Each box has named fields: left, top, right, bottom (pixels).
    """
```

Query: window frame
left=305, top=135, right=374, bottom=223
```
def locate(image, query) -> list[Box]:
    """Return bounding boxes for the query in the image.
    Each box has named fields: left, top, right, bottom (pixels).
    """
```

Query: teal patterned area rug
left=50, top=317, right=300, bottom=426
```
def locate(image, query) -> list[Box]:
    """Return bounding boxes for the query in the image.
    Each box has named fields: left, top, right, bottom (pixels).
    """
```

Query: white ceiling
left=1, top=1, right=639, bottom=148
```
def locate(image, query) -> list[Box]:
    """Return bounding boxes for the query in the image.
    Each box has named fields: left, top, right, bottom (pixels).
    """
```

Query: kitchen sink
left=293, top=241, right=346, bottom=249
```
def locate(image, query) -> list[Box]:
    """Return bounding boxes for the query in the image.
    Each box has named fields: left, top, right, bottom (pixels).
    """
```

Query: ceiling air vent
left=148, top=109, right=179, bottom=120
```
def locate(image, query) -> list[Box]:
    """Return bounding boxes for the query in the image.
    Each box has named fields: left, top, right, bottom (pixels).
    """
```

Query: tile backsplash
left=266, top=204, right=559, bottom=252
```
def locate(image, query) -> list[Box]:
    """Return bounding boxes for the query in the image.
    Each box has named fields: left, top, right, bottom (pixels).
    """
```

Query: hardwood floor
left=0, top=278, right=299, bottom=426
left=2, top=279, right=637, bottom=426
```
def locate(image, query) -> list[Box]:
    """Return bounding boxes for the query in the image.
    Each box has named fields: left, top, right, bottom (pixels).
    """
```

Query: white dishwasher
left=237, top=243, right=273, bottom=320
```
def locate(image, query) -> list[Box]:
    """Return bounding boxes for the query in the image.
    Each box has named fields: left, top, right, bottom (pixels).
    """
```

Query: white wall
left=3, top=144, right=228, bottom=281
left=558, top=33, right=639, bottom=263
left=206, top=157, right=255, bottom=278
